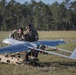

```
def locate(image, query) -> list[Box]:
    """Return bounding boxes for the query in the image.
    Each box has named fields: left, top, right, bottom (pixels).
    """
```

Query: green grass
left=0, top=31, right=76, bottom=75
left=0, top=32, right=10, bottom=39
left=38, top=31, right=76, bottom=39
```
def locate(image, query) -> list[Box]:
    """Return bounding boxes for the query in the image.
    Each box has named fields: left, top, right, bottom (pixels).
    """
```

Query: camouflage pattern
left=16, top=33, right=25, bottom=41
left=25, top=28, right=39, bottom=42
left=24, top=27, right=39, bottom=61
left=10, top=30, right=25, bottom=41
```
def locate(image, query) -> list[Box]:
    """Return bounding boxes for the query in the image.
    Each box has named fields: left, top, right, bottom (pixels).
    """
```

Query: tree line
left=0, top=0, right=76, bottom=31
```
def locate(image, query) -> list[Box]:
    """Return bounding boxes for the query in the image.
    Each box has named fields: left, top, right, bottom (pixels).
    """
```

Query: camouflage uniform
left=25, top=28, right=39, bottom=42
left=9, top=30, right=25, bottom=41
left=25, top=28, right=39, bottom=61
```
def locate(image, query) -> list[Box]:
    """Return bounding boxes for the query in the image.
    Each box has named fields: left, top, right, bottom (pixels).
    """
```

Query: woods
left=0, top=0, right=76, bottom=31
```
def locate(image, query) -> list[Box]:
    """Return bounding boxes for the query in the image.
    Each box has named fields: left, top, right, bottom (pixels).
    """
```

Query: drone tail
left=70, top=49, right=76, bottom=60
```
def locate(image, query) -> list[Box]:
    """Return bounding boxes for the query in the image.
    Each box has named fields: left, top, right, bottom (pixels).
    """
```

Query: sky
left=16, top=0, right=63, bottom=4
left=6, top=0, right=64, bottom=4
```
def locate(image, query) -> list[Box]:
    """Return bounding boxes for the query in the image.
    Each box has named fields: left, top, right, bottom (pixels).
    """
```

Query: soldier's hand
left=12, top=29, right=17, bottom=33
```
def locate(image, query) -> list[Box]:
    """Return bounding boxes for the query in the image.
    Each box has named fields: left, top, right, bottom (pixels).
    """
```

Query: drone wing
left=2, top=38, right=25, bottom=45
left=34, top=39, right=65, bottom=46
left=0, top=42, right=34, bottom=54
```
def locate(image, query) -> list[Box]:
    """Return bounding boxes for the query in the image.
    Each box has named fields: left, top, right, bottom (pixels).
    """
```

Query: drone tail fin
left=70, top=49, right=76, bottom=60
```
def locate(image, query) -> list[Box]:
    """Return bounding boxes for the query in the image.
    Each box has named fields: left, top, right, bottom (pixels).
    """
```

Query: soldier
left=25, top=24, right=39, bottom=61
left=25, top=24, right=39, bottom=42
left=9, top=27, right=26, bottom=62
left=9, top=27, right=25, bottom=41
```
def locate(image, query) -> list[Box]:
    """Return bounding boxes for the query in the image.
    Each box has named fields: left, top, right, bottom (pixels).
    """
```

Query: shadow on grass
left=59, top=61, right=76, bottom=67
left=28, top=61, right=76, bottom=67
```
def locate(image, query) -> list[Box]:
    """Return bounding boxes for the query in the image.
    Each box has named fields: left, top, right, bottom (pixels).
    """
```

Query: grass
left=38, top=31, right=76, bottom=39
left=0, top=31, right=76, bottom=75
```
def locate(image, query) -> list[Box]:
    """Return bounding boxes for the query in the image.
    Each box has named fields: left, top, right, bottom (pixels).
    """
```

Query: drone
left=0, top=36, right=76, bottom=65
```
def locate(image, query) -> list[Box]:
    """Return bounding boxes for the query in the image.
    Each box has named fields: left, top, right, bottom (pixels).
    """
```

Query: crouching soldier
left=24, top=24, right=39, bottom=61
